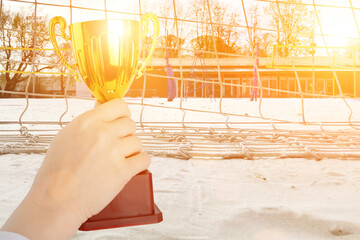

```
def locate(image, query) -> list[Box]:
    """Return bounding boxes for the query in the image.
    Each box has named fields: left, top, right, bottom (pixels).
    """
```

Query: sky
left=4, top=0, right=360, bottom=48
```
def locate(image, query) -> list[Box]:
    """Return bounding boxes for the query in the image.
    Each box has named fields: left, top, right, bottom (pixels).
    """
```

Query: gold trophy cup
left=49, top=15, right=162, bottom=230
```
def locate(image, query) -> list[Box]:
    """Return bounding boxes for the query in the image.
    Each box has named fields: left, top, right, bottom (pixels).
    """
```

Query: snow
left=1, top=98, right=360, bottom=239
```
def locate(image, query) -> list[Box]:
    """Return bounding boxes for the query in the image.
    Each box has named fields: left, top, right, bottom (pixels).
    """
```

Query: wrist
left=2, top=187, right=83, bottom=240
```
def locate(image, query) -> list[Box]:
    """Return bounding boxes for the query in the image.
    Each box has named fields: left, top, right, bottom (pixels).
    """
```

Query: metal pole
left=354, top=47, right=356, bottom=97
left=333, top=47, right=335, bottom=96
left=312, top=53, right=315, bottom=94
left=312, top=11, right=315, bottom=95
left=32, top=76, right=35, bottom=96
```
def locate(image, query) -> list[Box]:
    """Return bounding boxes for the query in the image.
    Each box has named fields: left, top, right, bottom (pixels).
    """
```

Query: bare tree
left=157, top=34, right=185, bottom=58
left=190, top=0, right=241, bottom=57
left=243, top=5, right=273, bottom=57
left=0, top=9, right=54, bottom=95
left=267, top=0, right=312, bottom=57
left=155, top=1, right=189, bottom=58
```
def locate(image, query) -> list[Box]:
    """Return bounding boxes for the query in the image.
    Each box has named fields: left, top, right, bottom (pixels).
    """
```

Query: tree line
left=1, top=0, right=312, bottom=93
left=152, top=0, right=312, bottom=58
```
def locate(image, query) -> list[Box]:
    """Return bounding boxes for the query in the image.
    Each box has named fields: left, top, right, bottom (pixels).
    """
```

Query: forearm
left=1, top=189, right=82, bottom=240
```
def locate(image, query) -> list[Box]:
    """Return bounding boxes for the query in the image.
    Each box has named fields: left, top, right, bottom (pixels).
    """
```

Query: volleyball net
left=1, top=0, right=360, bottom=160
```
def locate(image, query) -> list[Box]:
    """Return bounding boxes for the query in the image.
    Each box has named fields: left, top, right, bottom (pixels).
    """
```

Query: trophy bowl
left=49, top=14, right=159, bottom=103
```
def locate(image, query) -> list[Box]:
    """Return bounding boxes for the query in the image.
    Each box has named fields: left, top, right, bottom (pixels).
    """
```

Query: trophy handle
left=49, top=16, right=79, bottom=81
left=136, top=13, right=160, bottom=79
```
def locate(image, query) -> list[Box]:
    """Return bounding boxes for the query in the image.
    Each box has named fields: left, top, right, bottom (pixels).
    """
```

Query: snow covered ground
left=1, top=98, right=360, bottom=239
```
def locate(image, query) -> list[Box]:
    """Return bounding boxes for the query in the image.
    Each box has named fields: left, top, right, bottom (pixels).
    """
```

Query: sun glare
left=108, top=19, right=124, bottom=36
left=319, top=8, right=358, bottom=47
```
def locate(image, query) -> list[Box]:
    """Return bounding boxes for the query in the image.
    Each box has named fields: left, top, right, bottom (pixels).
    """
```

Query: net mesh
left=1, top=0, right=360, bottom=160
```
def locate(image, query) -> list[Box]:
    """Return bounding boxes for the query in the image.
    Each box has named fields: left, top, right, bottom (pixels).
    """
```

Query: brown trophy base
left=79, top=170, right=162, bottom=231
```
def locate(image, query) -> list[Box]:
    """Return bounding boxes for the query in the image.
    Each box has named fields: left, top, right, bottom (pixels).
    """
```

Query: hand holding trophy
left=49, top=14, right=162, bottom=230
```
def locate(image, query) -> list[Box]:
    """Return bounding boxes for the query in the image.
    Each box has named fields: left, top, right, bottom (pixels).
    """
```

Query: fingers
left=108, top=117, right=136, bottom=138
left=125, top=152, right=151, bottom=176
left=93, top=99, right=131, bottom=122
left=116, top=135, right=143, bottom=158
